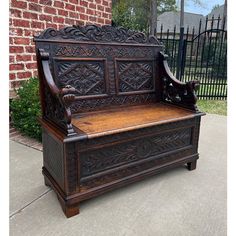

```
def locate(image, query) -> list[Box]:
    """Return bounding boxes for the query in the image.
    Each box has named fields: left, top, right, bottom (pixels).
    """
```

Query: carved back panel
left=34, top=25, right=164, bottom=113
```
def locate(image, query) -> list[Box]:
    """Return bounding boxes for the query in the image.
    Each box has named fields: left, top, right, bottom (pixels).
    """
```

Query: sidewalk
left=10, top=114, right=227, bottom=236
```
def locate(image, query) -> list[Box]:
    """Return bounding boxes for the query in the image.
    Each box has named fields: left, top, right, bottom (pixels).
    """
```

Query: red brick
left=76, top=6, right=85, bottom=13
left=80, top=1, right=88, bottom=7
left=11, top=80, right=25, bottom=88
left=54, top=1, right=64, bottom=8
left=75, top=20, right=85, bottom=26
left=96, top=11, right=102, bottom=17
left=10, top=56, right=15, bottom=63
left=10, top=28, right=23, bottom=36
left=10, top=46, right=24, bottom=53
left=69, top=0, right=78, bottom=4
left=25, top=46, right=35, bottom=53
left=102, top=12, right=108, bottom=18
left=33, top=70, right=38, bottom=77
left=65, top=18, right=76, bottom=25
left=105, top=19, right=111, bottom=24
left=16, top=55, right=32, bottom=61
left=105, top=7, right=111, bottom=13
left=39, top=0, right=52, bottom=4
left=17, top=71, right=32, bottom=79
left=14, top=38, right=31, bottom=45
left=10, top=64, right=24, bottom=71
left=39, top=14, right=52, bottom=21
left=79, top=14, right=88, bottom=21
left=69, top=12, right=78, bottom=18
left=44, top=6, right=56, bottom=14
left=95, top=0, right=102, bottom=4
left=86, top=9, right=95, bottom=15
left=89, top=3, right=96, bottom=9
left=29, top=3, right=42, bottom=12
left=65, top=3, right=75, bottom=11
left=24, top=29, right=33, bottom=36
left=28, top=0, right=39, bottom=3
left=46, top=22, right=58, bottom=29
left=10, top=9, right=22, bottom=18
left=11, top=0, right=27, bottom=9
left=89, top=16, right=97, bottom=22
left=57, top=9, right=68, bottom=17
left=31, top=21, right=44, bottom=28
left=26, top=63, right=37, bottom=69
left=97, top=5, right=104, bottom=11
left=13, top=19, right=30, bottom=28
left=23, top=12, right=38, bottom=20
left=9, top=37, right=14, bottom=44
left=10, top=73, right=16, bottom=80
left=103, top=0, right=109, bottom=6
left=97, top=18, right=105, bottom=24
left=53, top=16, right=65, bottom=24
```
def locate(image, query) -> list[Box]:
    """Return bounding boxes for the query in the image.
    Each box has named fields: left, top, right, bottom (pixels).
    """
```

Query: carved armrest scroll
left=159, top=52, right=200, bottom=112
left=38, top=49, right=78, bottom=135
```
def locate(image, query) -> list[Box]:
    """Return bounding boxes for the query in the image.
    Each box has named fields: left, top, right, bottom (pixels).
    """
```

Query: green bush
left=10, top=77, right=42, bottom=141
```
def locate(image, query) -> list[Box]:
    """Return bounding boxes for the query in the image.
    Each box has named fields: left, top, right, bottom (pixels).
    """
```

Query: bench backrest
left=34, top=25, right=164, bottom=113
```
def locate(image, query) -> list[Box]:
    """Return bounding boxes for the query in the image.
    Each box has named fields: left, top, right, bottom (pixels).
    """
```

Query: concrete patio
left=10, top=114, right=227, bottom=236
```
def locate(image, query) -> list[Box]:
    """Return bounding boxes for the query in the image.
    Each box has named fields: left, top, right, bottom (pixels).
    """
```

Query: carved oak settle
left=34, top=25, right=205, bottom=217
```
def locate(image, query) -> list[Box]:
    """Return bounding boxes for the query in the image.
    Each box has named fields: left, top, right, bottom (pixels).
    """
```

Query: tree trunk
left=150, top=0, right=157, bottom=35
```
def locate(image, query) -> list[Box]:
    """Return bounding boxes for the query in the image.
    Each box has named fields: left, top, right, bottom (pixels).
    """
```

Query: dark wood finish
left=34, top=25, right=205, bottom=218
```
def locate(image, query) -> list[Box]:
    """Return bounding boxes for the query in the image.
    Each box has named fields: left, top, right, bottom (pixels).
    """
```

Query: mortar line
left=10, top=189, right=52, bottom=219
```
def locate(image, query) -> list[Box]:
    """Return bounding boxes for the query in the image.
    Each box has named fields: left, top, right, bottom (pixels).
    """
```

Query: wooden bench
left=34, top=25, right=205, bottom=218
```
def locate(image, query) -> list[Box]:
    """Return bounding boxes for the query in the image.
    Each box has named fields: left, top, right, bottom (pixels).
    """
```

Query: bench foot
left=187, top=160, right=197, bottom=171
left=56, top=195, right=80, bottom=218
left=44, top=177, right=51, bottom=187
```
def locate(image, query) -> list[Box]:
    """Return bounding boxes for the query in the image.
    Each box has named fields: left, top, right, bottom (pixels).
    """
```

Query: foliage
left=10, top=77, right=42, bottom=141
left=197, top=100, right=227, bottom=116
left=112, top=0, right=177, bottom=33
left=202, top=41, right=227, bottom=79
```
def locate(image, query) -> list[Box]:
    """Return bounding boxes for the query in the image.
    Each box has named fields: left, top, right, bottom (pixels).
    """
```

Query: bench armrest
left=158, top=52, right=199, bottom=112
left=38, top=48, right=78, bottom=135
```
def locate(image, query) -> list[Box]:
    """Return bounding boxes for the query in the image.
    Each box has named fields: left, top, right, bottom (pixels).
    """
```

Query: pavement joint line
left=10, top=188, right=52, bottom=219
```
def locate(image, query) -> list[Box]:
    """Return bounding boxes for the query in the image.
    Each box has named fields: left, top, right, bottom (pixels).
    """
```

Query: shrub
left=10, top=77, right=42, bottom=141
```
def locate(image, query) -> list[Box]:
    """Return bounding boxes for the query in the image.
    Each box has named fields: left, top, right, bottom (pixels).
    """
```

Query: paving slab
left=9, top=114, right=227, bottom=236
left=9, top=141, right=50, bottom=215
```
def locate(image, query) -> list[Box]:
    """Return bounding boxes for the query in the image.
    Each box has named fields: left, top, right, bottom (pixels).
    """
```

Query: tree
left=112, top=0, right=177, bottom=33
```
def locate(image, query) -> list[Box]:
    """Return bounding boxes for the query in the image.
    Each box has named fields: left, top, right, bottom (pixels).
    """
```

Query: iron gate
left=158, top=16, right=227, bottom=100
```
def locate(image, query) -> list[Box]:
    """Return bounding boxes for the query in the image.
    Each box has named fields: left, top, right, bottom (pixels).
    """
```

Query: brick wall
left=9, top=0, right=112, bottom=98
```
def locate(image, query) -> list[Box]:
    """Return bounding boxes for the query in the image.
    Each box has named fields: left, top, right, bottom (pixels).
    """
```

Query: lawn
left=197, top=100, right=227, bottom=116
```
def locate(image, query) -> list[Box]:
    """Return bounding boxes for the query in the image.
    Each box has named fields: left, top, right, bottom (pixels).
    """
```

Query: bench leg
left=187, top=160, right=197, bottom=171
left=56, top=195, right=80, bottom=218
left=63, top=204, right=80, bottom=218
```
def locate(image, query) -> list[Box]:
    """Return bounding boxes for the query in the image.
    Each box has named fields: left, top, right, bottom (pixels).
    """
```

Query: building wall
left=9, top=0, right=112, bottom=97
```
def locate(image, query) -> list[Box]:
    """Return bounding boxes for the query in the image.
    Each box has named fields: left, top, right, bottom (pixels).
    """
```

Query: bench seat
left=72, top=103, right=197, bottom=138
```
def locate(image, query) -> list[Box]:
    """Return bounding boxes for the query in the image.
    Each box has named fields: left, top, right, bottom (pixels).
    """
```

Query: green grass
left=197, top=100, right=227, bottom=116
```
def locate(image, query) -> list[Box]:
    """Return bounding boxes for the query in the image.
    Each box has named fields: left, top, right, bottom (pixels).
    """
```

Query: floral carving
left=35, top=25, right=161, bottom=45
left=80, top=128, right=192, bottom=177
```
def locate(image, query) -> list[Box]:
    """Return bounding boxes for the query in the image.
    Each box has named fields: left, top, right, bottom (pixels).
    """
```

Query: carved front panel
left=116, top=60, right=155, bottom=94
left=80, top=127, right=192, bottom=178
left=42, top=130, right=64, bottom=189
left=53, top=59, right=108, bottom=97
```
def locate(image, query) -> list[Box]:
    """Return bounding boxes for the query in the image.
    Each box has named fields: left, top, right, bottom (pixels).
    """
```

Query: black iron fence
left=157, top=16, right=227, bottom=100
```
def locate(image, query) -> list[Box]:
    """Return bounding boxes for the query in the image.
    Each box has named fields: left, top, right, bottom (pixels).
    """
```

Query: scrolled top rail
left=34, top=24, right=162, bottom=45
